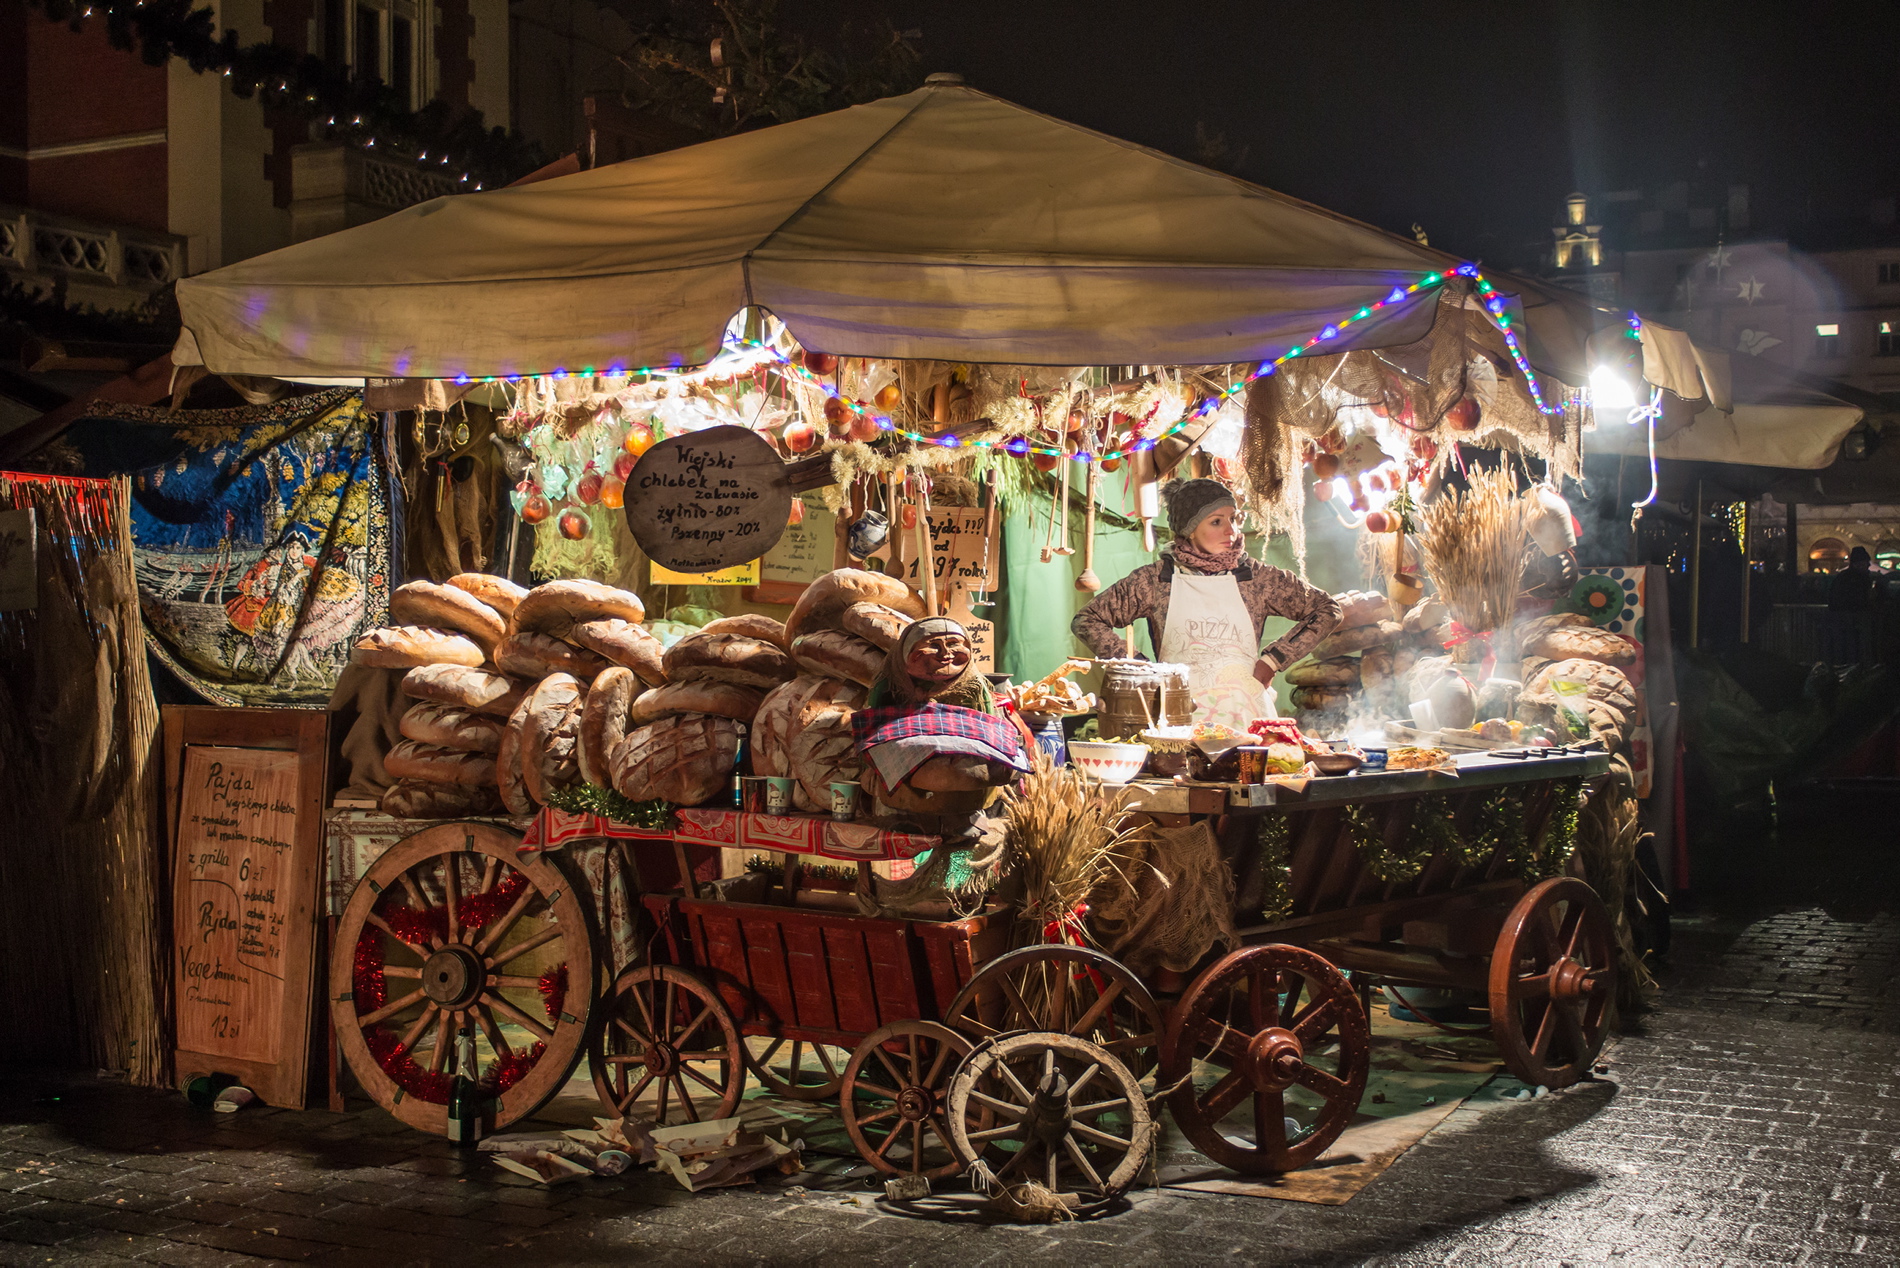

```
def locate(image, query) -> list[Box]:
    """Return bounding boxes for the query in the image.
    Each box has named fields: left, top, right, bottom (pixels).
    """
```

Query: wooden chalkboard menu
left=164, top=707, right=328, bottom=1108
left=625, top=424, right=794, bottom=572
left=904, top=506, right=996, bottom=594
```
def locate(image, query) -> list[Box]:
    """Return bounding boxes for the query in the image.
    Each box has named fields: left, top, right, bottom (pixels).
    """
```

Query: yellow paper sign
left=651, top=559, right=760, bottom=586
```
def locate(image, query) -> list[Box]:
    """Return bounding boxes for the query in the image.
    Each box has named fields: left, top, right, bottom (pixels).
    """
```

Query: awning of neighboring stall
left=175, top=78, right=1530, bottom=381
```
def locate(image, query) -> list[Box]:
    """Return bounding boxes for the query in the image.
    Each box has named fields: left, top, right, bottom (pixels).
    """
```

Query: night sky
left=800, top=0, right=1900, bottom=265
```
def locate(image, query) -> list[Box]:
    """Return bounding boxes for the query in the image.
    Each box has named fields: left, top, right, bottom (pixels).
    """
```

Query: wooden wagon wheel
left=942, top=944, right=1164, bottom=1077
left=329, top=822, right=592, bottom=1135
left=589, top=965, right=744, bottom=1125
left=1160, top=944, right=1369, bottom=1175
left=1488, top=877, right=1615, bottom=1090
left=946, top=1031, right=1153, bottom=1204
left=840, top=1021, right=975, bottom=1181
left=745, top=1036, right=853, bottom=1101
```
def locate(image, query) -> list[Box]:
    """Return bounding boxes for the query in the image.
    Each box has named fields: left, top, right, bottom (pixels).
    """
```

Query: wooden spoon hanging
left=1076, top=456, right=1100, bottom=592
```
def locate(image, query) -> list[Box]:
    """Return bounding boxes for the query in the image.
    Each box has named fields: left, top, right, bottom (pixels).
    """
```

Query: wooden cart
left=328, top=747, right=1615, bottom=1201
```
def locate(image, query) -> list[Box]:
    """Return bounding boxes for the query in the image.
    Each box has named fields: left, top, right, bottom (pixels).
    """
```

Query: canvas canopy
left=175, top=79, right=1494, bottom=380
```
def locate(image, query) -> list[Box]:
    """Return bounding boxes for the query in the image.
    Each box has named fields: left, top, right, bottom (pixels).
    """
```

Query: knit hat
left=1165, top=478, right=1236, bottom=538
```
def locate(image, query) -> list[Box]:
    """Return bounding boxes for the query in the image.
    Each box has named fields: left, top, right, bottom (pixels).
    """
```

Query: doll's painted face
left=905, top=633, right=971, bottom=685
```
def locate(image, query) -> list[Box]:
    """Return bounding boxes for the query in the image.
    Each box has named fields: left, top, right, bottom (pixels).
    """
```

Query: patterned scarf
left=1167, top=537, right=1247, bottom=575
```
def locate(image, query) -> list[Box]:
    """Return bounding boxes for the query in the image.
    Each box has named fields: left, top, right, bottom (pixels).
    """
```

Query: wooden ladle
left=1076, top=456, right=1100, bottom=592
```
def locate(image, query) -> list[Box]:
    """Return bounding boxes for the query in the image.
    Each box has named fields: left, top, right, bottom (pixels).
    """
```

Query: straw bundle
left=0, top=475, right=167, bottom=1084
left=999, top=752, right=1147, bottom=936
left=1414, top=467, right=1527, bottom=636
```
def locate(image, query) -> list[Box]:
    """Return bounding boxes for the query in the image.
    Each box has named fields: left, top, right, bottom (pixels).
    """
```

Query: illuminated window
left=1816, top=323, right=1840, bottom=357
left=1880, top=321, right=1900, bottom=357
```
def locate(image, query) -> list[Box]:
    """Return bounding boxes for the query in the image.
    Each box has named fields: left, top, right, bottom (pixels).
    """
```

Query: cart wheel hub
left=896, top=1087, right=933, bottom=1121
left=643, top=1042, right=678, bottom=1076
left=1247, top=1028, right=1306, bottom=1091
left=1550, top=958, right=1591, bottom=1001
left=420, top=946, right=484, bottom=1010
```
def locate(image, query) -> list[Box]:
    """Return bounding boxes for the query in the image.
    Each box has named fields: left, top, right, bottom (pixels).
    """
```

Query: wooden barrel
left=1099, top=661, right=1193, bottom=739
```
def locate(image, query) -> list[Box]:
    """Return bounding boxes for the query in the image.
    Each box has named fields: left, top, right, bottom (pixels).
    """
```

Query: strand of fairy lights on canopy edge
left=465, top=263, right=1563, bottom=462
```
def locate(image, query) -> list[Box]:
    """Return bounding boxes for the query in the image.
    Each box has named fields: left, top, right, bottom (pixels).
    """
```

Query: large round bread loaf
left=494, top=630, right=610, bottom=681
left=840, top=602, right=914, bottom=652
left=1334, top=590, right=1396, bottom=630
left=1285, top=657, right=1360, bottom=688
left=381, top=779, right=504, bottom=819
left=352, top=626, right=485, bottom=669
left=699, top=614, right=789, bottom=651
left=1526, top=624, right=1637, bottom=667
left=629, top=680, right=765, bottom=726
left=518, top=675, right=583, bottom=806
left=789, top=630, right=884, bottom=686
left=784, top=568, right=925, bottom=643
left=752, top=675, right=867, bottom=777
left=496, top=692, right=536, bottom=816
left=389, top=581, right=505, bottom=649
left=385, top=740, right=497, bottom=789
left=400, top=701, right=505, bottom=753
left=445, top=573, right=529, bottom=621
left=663, top=632, right=795, bottom=690
left=1311, top=619, right=1401, bottom=660
left=787, top=706, right=862, bottom=811
left=579, top=668, right=637, bottom=788
left=571, top=618, right=667, bottom=687
left=609, top=714, right=741, bottom=806
left=510, top=579, right=645, bottom=639
left=401, top=664, right=527, bottom=717
left=1288, top=685, right=1354, bottom=713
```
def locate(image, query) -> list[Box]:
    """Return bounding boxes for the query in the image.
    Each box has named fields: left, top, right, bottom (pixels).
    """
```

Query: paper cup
left=763, top=776, right=797, bottom=815
left=828, top=781, right=861, bottom=821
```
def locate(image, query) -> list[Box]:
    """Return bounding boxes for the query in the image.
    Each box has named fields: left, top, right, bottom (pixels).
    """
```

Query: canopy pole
left=1690, top=479, right=1704, bottom=649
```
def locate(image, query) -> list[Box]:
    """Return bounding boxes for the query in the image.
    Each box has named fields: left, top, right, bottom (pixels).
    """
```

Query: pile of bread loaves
left=1283, top=591, right=1453, bottom=732
left=1510, top=612, right=1641, bottom=751
left=352, top=568, right=925, bottom=820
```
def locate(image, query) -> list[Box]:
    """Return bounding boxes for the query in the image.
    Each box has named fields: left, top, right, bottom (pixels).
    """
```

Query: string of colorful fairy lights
left=463, top=262, right=1565, bottom=464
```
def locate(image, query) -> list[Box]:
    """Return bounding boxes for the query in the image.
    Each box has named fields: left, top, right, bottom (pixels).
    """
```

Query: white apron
left=1159, top=568, right=1276, bottom=730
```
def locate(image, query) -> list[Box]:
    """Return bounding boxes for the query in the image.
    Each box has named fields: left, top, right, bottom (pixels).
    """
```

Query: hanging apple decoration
left=599, top=479, right=625, bottom=509
left=1317, top=430, right=1346, bottom=454
left=899, top=503, right=919, bottom=530
left=1312, top=452, right=1340, bottom=480
left=612, top=451, right=637, bottom=481
left=802, top=351, right=839, bottom=375
left=781, top=420, right=817, bottom=454
left=622, top=423, right=655, bottom=457
left=1313, top=479, right=1333, bottom=502
left=1364, top=509, right=1393, bottom=533
left=848, top=412, right=880, bottom=443
left=874, top=383, right=901, bottom=410
left=822, top=396, right=849, bottom=435
left=521, top=493, right=552, bottom=524
left=1100, top=456, right=1123, bottom=473
left=558, top=508, right=589, bottom=540
left=575, top=471, right=604, bottom=506
left=1410, top=434, right=1439, bottom=462
left=1446, top=398, right=1482, bottom=431
left=1031, top=451, right=1062, bottom=474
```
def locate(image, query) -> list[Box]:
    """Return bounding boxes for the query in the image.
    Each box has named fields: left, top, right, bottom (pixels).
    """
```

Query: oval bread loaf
left=399, top=701, right=505, bottom=753
left=752, top=675, right=867, bottom=778
left=840, top=602, right=914, bottom=652
left=353, top=626, right=485, bottom=669
left=494, top=630, right=609, bottom=681
left=784, top=568, right=925, bottom=643
left=401, top=664, right=527, bottom=717
left=390, top=580, right=505, bottom=649
left=381, top=779, right=503, bottom=819
left=518, top=674, right=583, bottom=806
left=1526, top=624, right=1636, bottom=667
left=495, top=692, right=535, bottom=815
left=699, top=614, right=789, bottom=650
left=786, top=706, right=862, bottom=811
left=445, top=573, right=529, bottom=620
left=385, top=740, right=498, bottom=789
left=1334, top=590, right=1396, bottom=630
left=1285, top=657, right=1361, bottom=688
left=663, top=632, right=795, bottom=690
left=789, top=630, right=884, bottom=686
left=629, top=680, right=765, bottom=726
left=609, top=714, right=741, bottom=806
left=1311, top=619, right=1401, bottom=660
left=579, top=668, right=637, bottom=788
left=1288, top=685, right=1354, bottom=713
left=509, top=579, right=645, bottom=639
left=571, top=618, right=667, bottom=687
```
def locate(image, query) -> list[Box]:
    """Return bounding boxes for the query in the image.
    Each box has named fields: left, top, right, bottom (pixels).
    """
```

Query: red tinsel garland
left=349, top=867, right=564, bottom=1105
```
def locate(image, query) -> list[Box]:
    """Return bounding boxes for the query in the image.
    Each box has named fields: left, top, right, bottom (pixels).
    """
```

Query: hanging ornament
left=558, top=508, right=589, bottom=540
left=612, top=450, right=637, bottom=480
left=874, top=383, right=901, bottom=410
left=1446, top=398, right=1482, bottom=431
left=781, top=420, right=818, bottom=454
left=622, top=423, right=656, bottom=457
left=801, top=350, right=839, bottom=375
left=1312, top=452, right=1340, bottom=480
left=521, top=493, right=552, bottom=524
left=540, top=462, right=571, bottom=501
left=599, top=479, right=626, bottom=509
left=848, top=412, right=880, bottom=443
left=822, top=397, right=849, bottom=436
left=788, top=497, right=806, bottom=527
left=575, top=470, right=604, bottom=506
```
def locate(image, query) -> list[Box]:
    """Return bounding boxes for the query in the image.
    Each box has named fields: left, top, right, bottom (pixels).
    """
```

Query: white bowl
left=1067, top=741, right=1150, bottom=784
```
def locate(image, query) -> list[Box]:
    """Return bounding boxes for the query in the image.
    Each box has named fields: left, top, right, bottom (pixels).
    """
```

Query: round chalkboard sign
left=624, top=424, right=793, bottom=572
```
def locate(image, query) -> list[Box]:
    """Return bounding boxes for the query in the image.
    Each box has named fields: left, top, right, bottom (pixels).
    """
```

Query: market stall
left=149, top=78, right=1651, bottom=1204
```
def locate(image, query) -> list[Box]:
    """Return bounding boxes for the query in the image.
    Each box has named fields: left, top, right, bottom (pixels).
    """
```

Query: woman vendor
left=1072, top=478, right=1341, bottom=730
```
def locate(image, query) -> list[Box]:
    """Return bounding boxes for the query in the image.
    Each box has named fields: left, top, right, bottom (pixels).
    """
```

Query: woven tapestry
left=67, top=390, right=395, bottom=705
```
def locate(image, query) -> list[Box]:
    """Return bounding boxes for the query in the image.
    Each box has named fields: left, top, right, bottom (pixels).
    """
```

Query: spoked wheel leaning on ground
left=330, top=822, right=593, bottom=1134
left=839, top=1021, right=979, bottom=1182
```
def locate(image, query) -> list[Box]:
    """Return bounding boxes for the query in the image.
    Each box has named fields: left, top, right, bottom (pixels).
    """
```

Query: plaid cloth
left=853, top=702, right=1025, bottom=759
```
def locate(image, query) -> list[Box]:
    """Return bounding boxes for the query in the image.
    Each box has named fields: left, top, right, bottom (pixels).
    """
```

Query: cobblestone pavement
left=1, top=899, right=1895, bottom=1264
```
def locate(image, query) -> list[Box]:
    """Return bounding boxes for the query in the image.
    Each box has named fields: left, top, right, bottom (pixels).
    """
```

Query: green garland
left=542, top=783, right=674, bottom=831
left=1470, top=790, right=1537, bottom=879
left=1257, top=814, right=1293, bottom=923
left=27, top=0, right=542, bottom=186
left=1410, top=794, right=1470, bottom=866
left=1347, top=803, right=1431, bottom=884
left=1538, top=778, right=1585, bottom=878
